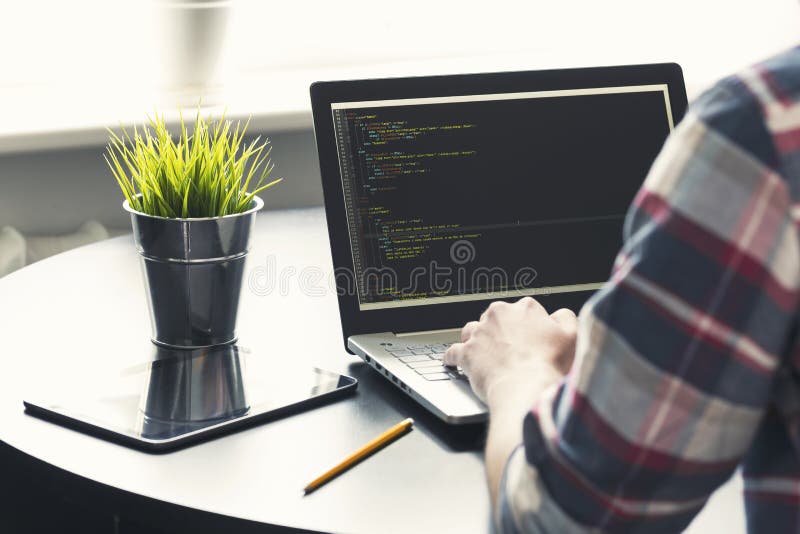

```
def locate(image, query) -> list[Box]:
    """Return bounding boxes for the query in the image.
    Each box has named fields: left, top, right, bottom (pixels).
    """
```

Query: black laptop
left=310, top=63, right=688, bottom=423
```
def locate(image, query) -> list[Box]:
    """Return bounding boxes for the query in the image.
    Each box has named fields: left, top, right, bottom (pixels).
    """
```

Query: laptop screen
left=330, top=85, right=674, bottom=311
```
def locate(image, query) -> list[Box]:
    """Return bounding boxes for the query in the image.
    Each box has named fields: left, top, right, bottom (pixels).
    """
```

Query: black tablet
left=24, top=345, right=358, bottom=453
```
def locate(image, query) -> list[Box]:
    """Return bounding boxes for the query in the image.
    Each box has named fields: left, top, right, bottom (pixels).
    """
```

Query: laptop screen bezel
left=310, top=63, right=688, bottom=352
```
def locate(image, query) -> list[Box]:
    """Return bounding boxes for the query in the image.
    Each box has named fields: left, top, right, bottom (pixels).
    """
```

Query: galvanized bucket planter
left=124, top=196, right=263, bottom=349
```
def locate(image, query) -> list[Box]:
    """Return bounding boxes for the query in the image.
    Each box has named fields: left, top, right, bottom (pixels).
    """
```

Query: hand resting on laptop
left=443, top=297, right=577, bottom=507
left=443, top=297, right=576, bottom=403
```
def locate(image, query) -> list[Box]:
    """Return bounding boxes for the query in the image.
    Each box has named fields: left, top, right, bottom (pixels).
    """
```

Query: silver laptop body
left=349, top=330, right=486, bottom=424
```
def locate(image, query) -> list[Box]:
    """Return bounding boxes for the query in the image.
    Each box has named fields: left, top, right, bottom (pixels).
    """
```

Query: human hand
left=443, top=297, right=578, bottom=405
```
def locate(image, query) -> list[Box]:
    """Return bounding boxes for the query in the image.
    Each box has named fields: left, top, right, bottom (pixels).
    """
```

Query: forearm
left=484, top=363, right=563, bottom=513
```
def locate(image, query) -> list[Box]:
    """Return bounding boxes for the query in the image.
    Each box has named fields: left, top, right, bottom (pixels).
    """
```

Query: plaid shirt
left=500, top=48, right=800, bottom=533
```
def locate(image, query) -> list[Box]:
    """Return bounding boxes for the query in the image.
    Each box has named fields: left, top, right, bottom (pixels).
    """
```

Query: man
left=445, top=48, right=800, bottom=532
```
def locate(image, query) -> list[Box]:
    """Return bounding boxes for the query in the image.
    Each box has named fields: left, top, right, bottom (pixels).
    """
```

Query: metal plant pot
left=124, top=196, right=263, bottom=348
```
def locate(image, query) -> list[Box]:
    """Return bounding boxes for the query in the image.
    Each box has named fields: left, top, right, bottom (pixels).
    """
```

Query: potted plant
left=106, top=111, right=281, bottom=348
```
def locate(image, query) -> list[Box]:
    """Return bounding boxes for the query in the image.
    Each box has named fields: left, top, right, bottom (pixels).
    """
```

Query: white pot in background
left=153, top=0, right=233, bottom=106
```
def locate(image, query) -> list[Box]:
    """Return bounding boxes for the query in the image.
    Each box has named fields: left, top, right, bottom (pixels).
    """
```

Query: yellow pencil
left=303, top=418, right=415, bottom=494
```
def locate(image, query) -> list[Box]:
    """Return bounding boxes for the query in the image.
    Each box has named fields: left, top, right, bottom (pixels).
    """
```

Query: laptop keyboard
left=380, top=342, right=466, bottom=381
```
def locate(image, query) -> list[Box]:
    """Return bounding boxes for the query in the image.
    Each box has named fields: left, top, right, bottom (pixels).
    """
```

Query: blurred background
left=1, top=0, right=798, bottom=276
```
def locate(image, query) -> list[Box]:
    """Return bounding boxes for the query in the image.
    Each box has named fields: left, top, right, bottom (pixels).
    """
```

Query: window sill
left=0, top=47, right=783, bottom=156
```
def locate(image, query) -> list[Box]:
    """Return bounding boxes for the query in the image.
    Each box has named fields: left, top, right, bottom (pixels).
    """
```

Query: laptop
left=310, top=63, right=687, bottom=424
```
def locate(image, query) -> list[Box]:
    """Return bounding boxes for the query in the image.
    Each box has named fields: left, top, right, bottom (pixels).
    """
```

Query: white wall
left=2, top=0, right=799, bottom=235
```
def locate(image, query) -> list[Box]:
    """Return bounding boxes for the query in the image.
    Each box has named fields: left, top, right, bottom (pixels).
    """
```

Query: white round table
left=0, top=207, right=744, bottom=533
left=0, top=207, right=490, bottom=533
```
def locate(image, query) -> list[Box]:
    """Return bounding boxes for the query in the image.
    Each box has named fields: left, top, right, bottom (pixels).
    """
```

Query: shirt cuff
left=498, top=445, right=592, bottom=534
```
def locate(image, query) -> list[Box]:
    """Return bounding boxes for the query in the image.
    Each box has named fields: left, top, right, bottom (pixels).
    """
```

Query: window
left=0, top=0, right=797, bottom=146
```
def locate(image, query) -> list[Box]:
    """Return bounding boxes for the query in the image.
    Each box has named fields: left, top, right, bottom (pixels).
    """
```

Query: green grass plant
left=105, top=110, right=281, bottom=218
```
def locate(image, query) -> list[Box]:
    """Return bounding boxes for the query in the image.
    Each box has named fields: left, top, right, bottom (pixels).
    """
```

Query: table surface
left=0, top=207, right=745, bottom=533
